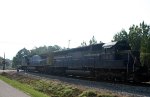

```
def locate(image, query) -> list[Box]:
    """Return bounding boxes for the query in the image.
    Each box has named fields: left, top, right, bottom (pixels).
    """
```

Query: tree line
left=12, top=36, right=99, bottom=68
left=12, top=45, right=62, bottom=68
left=0, top=56, right=12, bottom=69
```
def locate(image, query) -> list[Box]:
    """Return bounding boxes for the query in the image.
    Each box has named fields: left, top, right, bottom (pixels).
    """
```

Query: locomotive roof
left=53, top=40, right=130, bottom=55
left=53, top=43, right=104, bottom=54
left=103, top=41, right=131, bottom=49
left=102, top=41, right=117, bottom=48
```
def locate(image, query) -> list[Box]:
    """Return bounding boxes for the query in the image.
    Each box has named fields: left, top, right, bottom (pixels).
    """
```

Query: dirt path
left=0, top=80, right=30, bottom=97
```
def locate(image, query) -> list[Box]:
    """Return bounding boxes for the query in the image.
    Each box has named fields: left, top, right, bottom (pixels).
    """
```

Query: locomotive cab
left=114, top=41, right=149, bottom=82
left=101, top=41, right=149, bottom=82
left=102, top=41, right=131, bottom=60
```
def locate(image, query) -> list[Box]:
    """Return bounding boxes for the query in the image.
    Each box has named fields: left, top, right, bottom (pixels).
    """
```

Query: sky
left=0, top=0, right=150, bottom=59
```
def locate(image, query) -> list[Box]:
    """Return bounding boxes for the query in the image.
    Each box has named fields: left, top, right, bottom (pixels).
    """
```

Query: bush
left=79, top=90, right=97, bottom=97
left=61, top=87, right=80, bottom=97
left=98, top=95, right=117, bottom=97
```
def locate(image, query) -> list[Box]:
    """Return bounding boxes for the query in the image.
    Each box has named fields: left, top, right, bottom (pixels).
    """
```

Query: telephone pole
left=3, top=53, right=6, bottom=71
left=68, top=40, right=71, bottom=49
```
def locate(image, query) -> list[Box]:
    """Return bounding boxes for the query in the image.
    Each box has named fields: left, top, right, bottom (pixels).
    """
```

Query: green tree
left=30, top=46, right=48, bottom=55
left=113, top=29, right=128, bottom=42
left=139, top=22, right=150, bottom=67
left=12, top=44, right=62, bottom=68
left=89, top=36, right=97, bottom=45
left=81, top=41, right=87, bottom=47
left=113, top=21, right=150, bottom=67
left=30, top=45, right=62, bottom=56
left=12, top=48, right=30, bottom=68
left=128, top=25, right=143, bottom=51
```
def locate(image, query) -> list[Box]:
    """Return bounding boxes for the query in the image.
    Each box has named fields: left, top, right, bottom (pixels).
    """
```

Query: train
left=20, top=40, right=150, bottom=82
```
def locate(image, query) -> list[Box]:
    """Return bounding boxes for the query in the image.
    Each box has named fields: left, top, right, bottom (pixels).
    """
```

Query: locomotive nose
left=135, top=66, right=150, bottom=82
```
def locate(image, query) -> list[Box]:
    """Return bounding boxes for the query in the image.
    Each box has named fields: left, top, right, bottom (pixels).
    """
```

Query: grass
left=0, top=72, right=119, bottom=97
left=0, top=75, right=49, bottom=97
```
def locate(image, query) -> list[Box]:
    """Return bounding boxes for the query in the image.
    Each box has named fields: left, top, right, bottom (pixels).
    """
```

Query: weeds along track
left=1, top=71, right=118, bottom=97
left=18, top=71, right=150, bottom=97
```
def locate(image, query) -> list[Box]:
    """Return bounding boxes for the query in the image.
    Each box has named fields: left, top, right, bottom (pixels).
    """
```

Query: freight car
left=20, top=41, right=150, bottom=82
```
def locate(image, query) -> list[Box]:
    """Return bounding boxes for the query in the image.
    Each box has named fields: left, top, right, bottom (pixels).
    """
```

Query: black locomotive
left=20, top=41, right=150, bottom=82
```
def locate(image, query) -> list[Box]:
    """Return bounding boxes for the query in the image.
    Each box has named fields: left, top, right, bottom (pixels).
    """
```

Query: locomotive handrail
left=126, top=50, right=136, bottom=75
left=127, top=51, right=129, bottom=74
left=127, top=50, right=141, bottom=74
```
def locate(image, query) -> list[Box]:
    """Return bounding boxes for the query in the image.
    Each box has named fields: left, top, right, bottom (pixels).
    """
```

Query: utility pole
left=68, top=40, right=71, bottom=49
left=3, top=53, right=6, bottom=71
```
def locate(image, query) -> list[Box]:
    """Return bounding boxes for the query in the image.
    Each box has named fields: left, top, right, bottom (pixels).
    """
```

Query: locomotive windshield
left=115, top=41, right=131, bottom=51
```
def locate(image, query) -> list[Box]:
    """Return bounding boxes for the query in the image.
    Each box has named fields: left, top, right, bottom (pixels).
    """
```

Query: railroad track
left=59, top=73, right=150, bottom=88
left=18, top=71, right=150, bottom=97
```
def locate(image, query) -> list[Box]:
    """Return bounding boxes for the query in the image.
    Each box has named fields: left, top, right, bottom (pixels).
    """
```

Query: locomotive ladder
left=127, top=51, right=136, bottom=81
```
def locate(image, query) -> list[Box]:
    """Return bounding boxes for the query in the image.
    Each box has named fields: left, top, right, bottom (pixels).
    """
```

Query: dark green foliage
left=0, top=57, right=12, bottom=69
left=30, top=45, right=61, bottom=56
left=12, top=48, right=30, bottom=68
left=98, top=95, right=117, bottom=97
left=140, top=22, right=150, bottom=67
left=12, top=45, right=62, bottom=68
left=113, top=29, right=128, bottom=42
left=79, top=91, right=97, bottom=97
left=81, top=36, right=102, bottom=47
left=113, top=21, right=150, bottom=67
left=30, top=79, right=81, bottom=97
left=89, top=36, right=97, bottom=45
left=79, top=90, right=117, bottom=97
left=128, top=25, right=143, bottom=51
left=81, top=41, right=87, bottom=47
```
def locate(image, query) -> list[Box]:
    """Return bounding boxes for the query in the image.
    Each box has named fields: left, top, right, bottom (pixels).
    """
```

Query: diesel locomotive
left=20, top=41, right=150, bottom=82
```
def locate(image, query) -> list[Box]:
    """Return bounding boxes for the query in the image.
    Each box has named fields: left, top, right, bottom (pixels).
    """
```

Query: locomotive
left=20, top=41, right=150, bottom=82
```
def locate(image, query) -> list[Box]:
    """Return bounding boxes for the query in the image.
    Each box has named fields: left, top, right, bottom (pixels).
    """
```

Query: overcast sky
left=0, top=0, right=150, bottom=59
